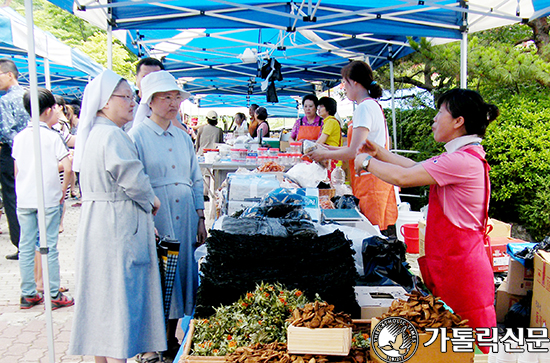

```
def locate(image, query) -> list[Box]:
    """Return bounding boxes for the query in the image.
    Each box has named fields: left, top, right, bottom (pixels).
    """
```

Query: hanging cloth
left=418, top=146, right=496, bottom=354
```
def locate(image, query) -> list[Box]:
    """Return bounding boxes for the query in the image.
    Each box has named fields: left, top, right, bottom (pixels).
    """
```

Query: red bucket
left=400, top=223, right=419, bottom=254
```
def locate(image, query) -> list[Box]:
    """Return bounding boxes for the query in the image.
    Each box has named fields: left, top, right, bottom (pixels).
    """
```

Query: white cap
left=140, top=71, right=191, bottom=106
left=206, top=110, right=218, bottom=121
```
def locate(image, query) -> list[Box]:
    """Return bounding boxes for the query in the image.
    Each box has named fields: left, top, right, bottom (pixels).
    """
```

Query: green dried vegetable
left=192, top=282, right=311, bottom=356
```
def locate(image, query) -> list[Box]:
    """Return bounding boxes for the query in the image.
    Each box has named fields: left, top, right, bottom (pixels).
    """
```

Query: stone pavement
left=0, top=200, right=94, bottom=363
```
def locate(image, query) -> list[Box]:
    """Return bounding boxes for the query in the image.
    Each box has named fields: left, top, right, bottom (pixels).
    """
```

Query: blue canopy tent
left=0, top=6, right=103, bottom=98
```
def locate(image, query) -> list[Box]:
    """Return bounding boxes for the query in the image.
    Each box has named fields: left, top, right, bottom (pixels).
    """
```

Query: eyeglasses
left=155, top=95, right=184, bottom=103
left=112, top=94, right=137, bottom=103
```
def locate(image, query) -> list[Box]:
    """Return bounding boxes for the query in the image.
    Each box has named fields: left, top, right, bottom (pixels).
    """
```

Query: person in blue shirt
left=0, top=59, right=29, bottom=260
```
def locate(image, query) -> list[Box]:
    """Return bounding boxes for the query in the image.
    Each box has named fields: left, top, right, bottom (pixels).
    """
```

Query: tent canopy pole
left=24, top=0, right=56, bottom=361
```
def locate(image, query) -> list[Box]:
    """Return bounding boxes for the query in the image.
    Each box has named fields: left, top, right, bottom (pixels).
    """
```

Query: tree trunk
left=528, top=17, right=550, bottom=54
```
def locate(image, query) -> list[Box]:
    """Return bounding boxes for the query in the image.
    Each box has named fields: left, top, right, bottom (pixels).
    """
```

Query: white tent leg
left=44, top=58, right=51, bottom=90
left=107, top=24, right=113, bottom=70
left=389, top=58, right=397, bottom=149
left=460, top=31, right=468, bottom=88
left=24, top=1, right=56, bottom=362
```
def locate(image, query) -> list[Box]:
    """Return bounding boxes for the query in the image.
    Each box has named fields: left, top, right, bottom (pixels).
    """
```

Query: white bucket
left=517, top=349, right=538, bottom=363
left=396, top=204, right=423, bottom=242
left=496, top=341, right=518, bottom=363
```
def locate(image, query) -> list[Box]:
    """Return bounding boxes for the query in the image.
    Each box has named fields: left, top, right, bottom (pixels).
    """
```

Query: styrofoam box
left=227, top=173, right=280, bottom=201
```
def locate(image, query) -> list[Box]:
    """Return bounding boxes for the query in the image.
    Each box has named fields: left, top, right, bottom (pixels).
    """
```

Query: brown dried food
left=256, top=161, right=285, bottom=172
left=287, top=302, right=352, bottom=328
left=226, top=343, right=367, bottom=363
left=379, top=292, right=469, bottom=333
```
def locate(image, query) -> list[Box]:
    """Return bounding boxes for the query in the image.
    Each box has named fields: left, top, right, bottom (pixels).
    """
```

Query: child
left=13, top=88, right=74, bottom=309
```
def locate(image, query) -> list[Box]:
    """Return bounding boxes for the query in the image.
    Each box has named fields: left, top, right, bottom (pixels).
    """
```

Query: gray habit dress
left=69, top=117, right=167, bottom=359
left=129, top=118, right=204, bottom=319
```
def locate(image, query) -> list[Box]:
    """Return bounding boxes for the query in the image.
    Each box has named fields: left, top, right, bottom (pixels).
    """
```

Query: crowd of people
left=0, top=54, right=500, bottom=360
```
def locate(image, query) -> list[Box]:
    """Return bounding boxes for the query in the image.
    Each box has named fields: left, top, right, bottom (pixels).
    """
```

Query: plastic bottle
left=331, top=161, right=346, bottom=187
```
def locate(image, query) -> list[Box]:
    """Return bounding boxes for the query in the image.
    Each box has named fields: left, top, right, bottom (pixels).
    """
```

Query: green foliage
left=192, top=283, right=310, bottom=356
left=484, top=93, right=550, bottom=240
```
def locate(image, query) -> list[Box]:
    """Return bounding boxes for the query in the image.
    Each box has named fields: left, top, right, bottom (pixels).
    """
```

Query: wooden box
left=287, top=324, right=352, bottom=356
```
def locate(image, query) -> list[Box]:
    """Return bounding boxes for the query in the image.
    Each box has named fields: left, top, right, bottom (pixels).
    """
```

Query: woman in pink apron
left=354, top=89, right=499, bottom=354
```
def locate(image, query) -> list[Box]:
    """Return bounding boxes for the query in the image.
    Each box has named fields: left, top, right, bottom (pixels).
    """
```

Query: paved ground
left=0, top=199, right=216, bottom=363
left=0, top=200, right=91, bottom=363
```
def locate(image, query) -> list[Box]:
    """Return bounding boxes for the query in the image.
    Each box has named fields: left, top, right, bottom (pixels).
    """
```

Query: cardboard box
left=487, top=218, right=512, bottom=238
left=495, top=280, right=523, bottom=323
left=486, top=237, right=525, bottom=273
left=370, top=318, right=474, bottom=363
left=418, top=220, right=426, bottom=258
left=354, top=286, right=409, bottom=320
left=506, top=258, right=534, bottom=296
left=530, top=251, right=550, bottom=328
left=287, top=324, right=352, bottom=356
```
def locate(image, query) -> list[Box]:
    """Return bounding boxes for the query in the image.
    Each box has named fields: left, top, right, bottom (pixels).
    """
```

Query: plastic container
left=246, top=156, right=257, bottom=165
left=268, top=148, right=279, bottom=157
left=257, top=147, right=269, bottom=157
left=396, top=203, right=424, bottom=242
left=517, top=348, right=538, bottom=363
left=204, top=149, right=219, bottom=163
left=239, top=149, right=248, bottom=162
left=495, top=341, right=518, bottom=363
left=277, top=153, right=286, bottom=165
left=331, top=165, right=346, bottom=186
left=257, top=155, right=270, bottom=165
left=400, top=223, right=419, bottom=254
left=230, top=148, right=240, bottom=162
left=289, top=142, right=302, bottom=154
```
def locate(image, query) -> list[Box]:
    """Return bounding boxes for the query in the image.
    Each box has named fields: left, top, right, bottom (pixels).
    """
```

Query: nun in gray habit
left=68, top=70, right=166, bottom=363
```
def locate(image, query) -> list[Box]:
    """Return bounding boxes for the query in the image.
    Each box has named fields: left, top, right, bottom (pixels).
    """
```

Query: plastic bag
left=504, top=291, right=532, bottom=333
left=286, top=162, right=328, bottom=188
left=360, top=236, right=417, bottom=291
left=332, top=195, right=360, bottom=209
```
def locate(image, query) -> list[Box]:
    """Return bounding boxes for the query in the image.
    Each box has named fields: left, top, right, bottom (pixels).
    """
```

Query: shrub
left=484, top=93, right=550, bottom=240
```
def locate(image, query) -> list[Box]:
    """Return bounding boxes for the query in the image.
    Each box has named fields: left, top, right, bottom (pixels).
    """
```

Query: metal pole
left=23, top=1, right=56, bottom=362
left=389, top=57, right=397, bottom=149
left=460, top=31, right=467, bottom=88
left=44, top=58, right=51, bottom=90
left=107, top=24, right=113, bottom=70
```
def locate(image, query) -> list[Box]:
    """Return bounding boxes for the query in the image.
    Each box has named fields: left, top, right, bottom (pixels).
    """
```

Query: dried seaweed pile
left=195, top=229, right=359, bottom=318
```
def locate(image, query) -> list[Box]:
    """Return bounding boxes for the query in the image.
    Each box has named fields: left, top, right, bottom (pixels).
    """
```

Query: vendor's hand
left=354, top=153, right=371, bottom=175
left=307, top=144, right=328, bottom=162
left=357, top=139, right=378, bottom=157
left=152, top=196, right=161, bottom=216
left=196, top=219, right=207, bottom=247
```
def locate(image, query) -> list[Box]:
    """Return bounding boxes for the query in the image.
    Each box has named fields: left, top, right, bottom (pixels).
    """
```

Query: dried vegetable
left=287, top=301, right=353, bottom=329
left=226, top=342, right=369, bottom=363
left=380, top=290, right=469, bottom=332
left=257, top=161, right=285, bottom=172
left=192, top=283, right=310, bottom=356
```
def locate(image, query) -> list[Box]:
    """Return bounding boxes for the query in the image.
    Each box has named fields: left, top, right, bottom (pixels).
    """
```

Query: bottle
left=331, top=161, right=346, bottom=187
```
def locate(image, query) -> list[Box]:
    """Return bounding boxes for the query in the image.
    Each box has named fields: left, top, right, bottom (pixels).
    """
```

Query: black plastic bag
left=504, top=291, right=532, bottom=334
left=514, top=236, right=550, bottom=269
left=360, top=236, right=414, bottom=289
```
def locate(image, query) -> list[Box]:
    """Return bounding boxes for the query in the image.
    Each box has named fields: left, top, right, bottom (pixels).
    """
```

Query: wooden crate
left=180, top=319, right=371, bottom=362
left=287, top=324, right=352, bottom=356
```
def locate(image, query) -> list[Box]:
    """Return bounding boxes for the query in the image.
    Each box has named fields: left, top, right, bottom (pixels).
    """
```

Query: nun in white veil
left=69, top=70, right=166, bottom=363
